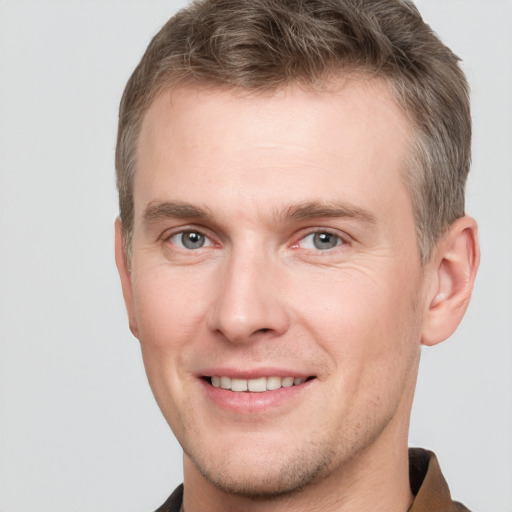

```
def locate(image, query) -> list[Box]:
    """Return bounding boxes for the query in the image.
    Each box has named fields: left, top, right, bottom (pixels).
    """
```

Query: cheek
left=131, top=269, right=210, bottom=422
left=130, top=268, right=213, bottom=407
left=295, top=267, right=422, bottom=428
left=133, top=267, right=208, bottom=348
left=293, top=264, right=422, bottom=375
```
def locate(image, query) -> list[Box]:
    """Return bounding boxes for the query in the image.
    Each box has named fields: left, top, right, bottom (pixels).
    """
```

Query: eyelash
left=165, top=229, right=217, bottom=250
left=292, top=230, right=345, bottom=251
left=163, top=227, right=348, bottom=253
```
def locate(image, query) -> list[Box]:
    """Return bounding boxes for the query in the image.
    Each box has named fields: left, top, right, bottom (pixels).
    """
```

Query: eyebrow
left=280, top=201, right=377, bottom=225
left=143, top=201, right=209, bottom=225
left=142, top=199, right=377, bottom=226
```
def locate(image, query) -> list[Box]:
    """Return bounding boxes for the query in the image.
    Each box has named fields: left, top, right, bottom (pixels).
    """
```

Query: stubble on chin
left=186, top=443, right=335, bottom=500
left=181, top=416, right=391, bottom=502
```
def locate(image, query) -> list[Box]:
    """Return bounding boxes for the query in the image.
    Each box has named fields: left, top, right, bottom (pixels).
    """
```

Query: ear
left=114, top=218, right=139, bottom=338
left=421, top=216, right=480, bottom=346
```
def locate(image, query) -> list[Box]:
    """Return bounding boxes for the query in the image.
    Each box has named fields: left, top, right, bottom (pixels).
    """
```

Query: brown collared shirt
left=408, top=448, right=470, bottom=512
left=155, top=448, right=470, bottom=512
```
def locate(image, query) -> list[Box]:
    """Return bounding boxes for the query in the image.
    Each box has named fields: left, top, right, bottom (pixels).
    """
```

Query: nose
left=207, top=246, right=290, bottom=344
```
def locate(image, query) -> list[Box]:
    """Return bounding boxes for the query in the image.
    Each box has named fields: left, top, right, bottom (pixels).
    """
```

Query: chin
left=184, top=436, right=337, bottom=499
left=195, top=460, right=329, bottom=499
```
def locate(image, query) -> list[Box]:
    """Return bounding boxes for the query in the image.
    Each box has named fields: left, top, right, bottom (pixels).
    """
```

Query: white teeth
left=282, top=376, right=294, bottom=388
left=210, top=376, right=309, bottom=392
left=220, top=376, right=232, bottom=389
left=248, top=377, right=267, bottom=392
left=231, top=378, right=248, bottom=392
left=266, top=376, right=282, bottom=391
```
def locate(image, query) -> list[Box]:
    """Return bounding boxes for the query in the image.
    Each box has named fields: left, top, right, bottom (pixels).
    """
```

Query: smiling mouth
left=204, top=376, right=315, bottom=392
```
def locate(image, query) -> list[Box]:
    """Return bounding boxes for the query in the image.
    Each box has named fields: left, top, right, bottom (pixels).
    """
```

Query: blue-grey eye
left=172, top=231, right=207, bottom=249
left=301, top=232, right=341, bottom=250
left=313, top=232, right=339, bottom=250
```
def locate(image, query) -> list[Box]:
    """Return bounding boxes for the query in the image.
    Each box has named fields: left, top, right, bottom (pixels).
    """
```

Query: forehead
left=135, top=78, right=414, bottom=224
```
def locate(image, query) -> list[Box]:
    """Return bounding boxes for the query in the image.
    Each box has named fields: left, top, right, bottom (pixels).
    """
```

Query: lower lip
left=200, top=379, right=313, bottom=413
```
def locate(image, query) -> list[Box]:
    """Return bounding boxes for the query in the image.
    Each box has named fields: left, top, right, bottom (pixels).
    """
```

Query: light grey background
left=0, top=1, right=510, bottom=511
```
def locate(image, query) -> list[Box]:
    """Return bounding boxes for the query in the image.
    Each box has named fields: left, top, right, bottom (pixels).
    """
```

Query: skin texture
left=116, top=79, right=479, bottom=512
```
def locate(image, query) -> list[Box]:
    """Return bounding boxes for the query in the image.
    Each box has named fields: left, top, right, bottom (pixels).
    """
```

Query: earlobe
left=114, top=218, right=139, bottom=339
left=421, top=216, right=480, bottom=346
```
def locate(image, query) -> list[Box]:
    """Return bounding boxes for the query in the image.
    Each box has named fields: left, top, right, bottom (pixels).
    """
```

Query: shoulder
left=153, top=484, right=183, bottom=512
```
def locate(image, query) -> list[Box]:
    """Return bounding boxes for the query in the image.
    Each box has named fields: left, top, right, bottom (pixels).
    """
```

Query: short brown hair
left=116, top=0, right=471, bottom=263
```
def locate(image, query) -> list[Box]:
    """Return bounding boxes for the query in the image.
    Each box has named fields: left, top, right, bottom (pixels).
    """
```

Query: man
left=114, top=0, right=479, bottom=510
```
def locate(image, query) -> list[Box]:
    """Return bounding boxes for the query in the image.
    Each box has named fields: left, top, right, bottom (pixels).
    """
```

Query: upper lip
left=198, top=367, right=313, bottom=379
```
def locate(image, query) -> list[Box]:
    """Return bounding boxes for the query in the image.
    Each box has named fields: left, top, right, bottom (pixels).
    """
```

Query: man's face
left=118, top=79, right=428, bottom=496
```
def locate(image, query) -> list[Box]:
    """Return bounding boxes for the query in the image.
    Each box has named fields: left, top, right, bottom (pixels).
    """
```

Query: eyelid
left=291, top=228, right=350, bottom=250
left=161, top=225, right=219, bottom=248
left=159, top=224, right=351, bottom=251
